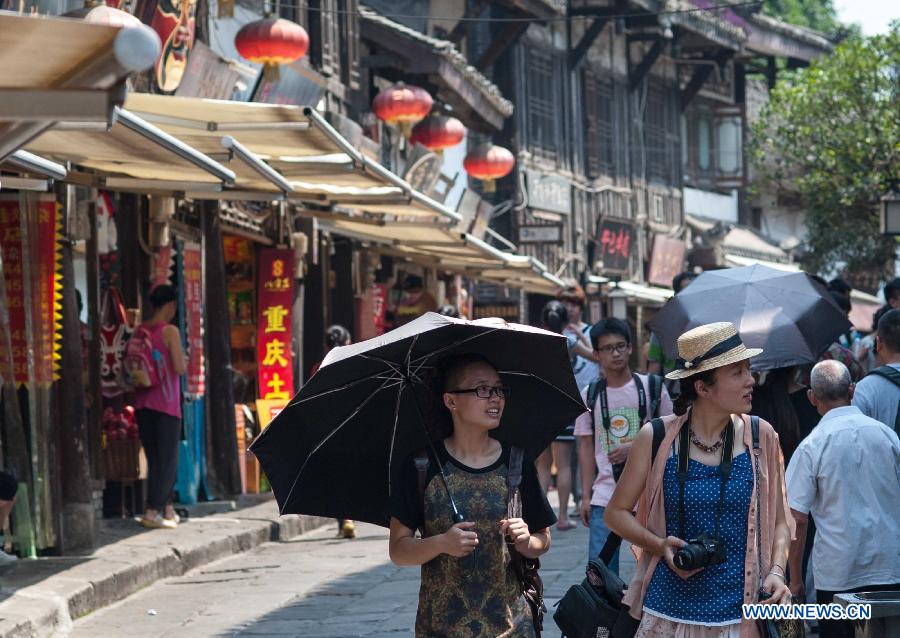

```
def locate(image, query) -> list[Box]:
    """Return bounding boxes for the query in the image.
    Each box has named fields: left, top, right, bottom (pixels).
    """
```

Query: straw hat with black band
left=665, top=322, right=763, bottom=380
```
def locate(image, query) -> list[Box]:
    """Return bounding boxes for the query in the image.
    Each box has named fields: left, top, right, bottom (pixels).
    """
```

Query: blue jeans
left=589, top=505, right=619, bottom=575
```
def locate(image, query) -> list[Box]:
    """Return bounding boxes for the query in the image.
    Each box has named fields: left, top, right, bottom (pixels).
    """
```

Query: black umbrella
left=249, top=313, right=586, bottom=526
left=649, top=264, right=852, bottom=371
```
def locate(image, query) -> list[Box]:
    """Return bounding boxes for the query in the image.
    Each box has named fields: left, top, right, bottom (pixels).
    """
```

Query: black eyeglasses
left=447, top=385, right=511, bottom=400
left=598, top=342, right=629, bottom=354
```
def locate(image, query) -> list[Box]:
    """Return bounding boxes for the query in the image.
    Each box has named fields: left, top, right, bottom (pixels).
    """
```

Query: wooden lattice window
left=583, top=69, right=615, bottom=178
left=525, top=48, right=560, bottom=164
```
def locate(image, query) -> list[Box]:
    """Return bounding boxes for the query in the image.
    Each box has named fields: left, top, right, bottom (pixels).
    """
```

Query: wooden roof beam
left=447, top=0, right=490, bottom=45
left=569, top=16, right=610, bottom=69
left=629, top=38, right=666, bottom=91
left=680, top=49, right=734, bottom=110
left=475, top=21, right=529, bottom=71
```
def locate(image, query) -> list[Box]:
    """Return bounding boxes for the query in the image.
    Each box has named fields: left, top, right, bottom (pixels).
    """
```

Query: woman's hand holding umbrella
left=441, top=521, right=479, bottom=557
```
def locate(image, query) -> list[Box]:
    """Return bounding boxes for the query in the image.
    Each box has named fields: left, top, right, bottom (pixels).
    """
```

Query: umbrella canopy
left=249, top=313, right=586, bottom=526
left=649, top=265, right=852, bottom=371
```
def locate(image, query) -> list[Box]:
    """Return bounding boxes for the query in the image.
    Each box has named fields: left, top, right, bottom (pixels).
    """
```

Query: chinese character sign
left=257, top=249, right=294, bottom=402
left=597, top=219, right=635, bottom=274
left=648, top=235, right=686, bottom=288
left=182, top=242, right=204, bottom=395
left=0, top=195, right=62, bottom=386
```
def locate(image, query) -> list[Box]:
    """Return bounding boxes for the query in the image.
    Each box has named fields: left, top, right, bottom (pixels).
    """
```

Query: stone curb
left=0, top=501, right=329, bottom=638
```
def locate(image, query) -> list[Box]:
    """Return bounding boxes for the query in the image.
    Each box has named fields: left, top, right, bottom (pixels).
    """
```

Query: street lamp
left=881, top=191, right=900, bottom=235
left=608, top=282, right=628, bottom=320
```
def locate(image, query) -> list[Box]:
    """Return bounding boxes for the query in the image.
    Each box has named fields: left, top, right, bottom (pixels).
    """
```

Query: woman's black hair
left=673, top=367, right=718, bottom=416
left=325, top=324, right=351, bottom=349
left=541, top=300, right=568, bottom=334
left=830, top=291, right=851, bottom=314
left=751, top=367, right=800, bottom=461
left=149, top=284, right=177, bottom=309
left=428, top=353, right=496, bottom=440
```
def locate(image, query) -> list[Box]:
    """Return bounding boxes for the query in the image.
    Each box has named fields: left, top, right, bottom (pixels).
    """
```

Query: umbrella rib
left=282, top=375, right=397, bottom=508
left=500, top=370, right=587, bottom=411
left=386, top=380, right=407, bottom=499
left=291, top=366, right=398, bottom=405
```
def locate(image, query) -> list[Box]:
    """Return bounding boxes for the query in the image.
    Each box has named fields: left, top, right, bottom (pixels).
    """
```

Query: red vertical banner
left=257, top=249, right=294, bottom=402
left=182, top=241, right=204, bottom=395
left=0, top=195, right=61, bottom=386
left=0, top=197, right=27, bottom=384
left=372, top=283, right=388, bottom=336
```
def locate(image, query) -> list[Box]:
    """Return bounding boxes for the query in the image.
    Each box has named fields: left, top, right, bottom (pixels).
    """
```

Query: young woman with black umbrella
left=388, top=353, right=556, bottom=637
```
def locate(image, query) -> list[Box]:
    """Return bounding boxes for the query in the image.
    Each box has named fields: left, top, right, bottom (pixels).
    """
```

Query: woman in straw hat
left=605, top=322, right=794, bottom=637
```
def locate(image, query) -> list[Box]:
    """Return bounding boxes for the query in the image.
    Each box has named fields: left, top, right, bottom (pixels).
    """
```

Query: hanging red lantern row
left=464, top=145, right=515, bottom=192
left=409, top=113, right=466, bottom=154
left=372, top=82, right=433, bottom=138
left=235, top=18, right=309, bottom=82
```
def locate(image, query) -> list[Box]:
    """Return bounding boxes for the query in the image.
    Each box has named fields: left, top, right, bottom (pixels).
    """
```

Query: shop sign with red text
left=257, top=249, right=294, bottom=401
left=182, top=241, right=204, bottom=395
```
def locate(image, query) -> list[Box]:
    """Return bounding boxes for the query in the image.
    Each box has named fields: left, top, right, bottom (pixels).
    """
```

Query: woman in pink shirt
left=134, top=285, right=186, bottom=529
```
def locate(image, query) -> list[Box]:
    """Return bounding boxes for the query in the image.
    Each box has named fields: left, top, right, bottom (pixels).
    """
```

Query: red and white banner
left=0, top=194, right=62, bottom=386
left=257, top=249, right=294, bottom=401
left=182, top=241, right=204, bottom=395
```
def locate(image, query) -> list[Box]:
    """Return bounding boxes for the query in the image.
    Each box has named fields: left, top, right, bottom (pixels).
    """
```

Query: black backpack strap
left=750, top=415, right=760, bottom=451
left=598, top=531, right=622, bottom=566
left=414, top=449, right=430, bottom=534
left=633, top=372, right=647, bottom=422
left=649, top=374, right=663, bottom=418
left=507, top=446, right=525, bottom=517
left=587, top=377, right=607, bottom=435
left=868, top=365, right=900, bottom=388
left=597, top=418, right=667, bottom=566
left=651, top=417, right=665, bottom=462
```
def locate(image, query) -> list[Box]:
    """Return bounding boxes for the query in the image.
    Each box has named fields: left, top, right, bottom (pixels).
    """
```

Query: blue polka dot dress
left=643, top=450, right=753, bottom=626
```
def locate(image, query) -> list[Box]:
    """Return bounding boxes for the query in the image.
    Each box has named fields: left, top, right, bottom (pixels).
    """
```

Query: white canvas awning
left=0, top=12, right=160, bottom=163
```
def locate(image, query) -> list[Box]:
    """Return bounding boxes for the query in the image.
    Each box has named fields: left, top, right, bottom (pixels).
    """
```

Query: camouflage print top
left=391, top=443, right=556, bottom=638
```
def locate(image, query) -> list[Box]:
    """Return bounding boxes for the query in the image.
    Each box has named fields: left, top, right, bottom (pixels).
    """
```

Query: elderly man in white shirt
left=785, top=359, right=900, bottom=638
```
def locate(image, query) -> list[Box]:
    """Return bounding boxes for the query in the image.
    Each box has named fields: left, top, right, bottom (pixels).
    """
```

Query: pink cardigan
left=621, top=413, right=796, bottom=637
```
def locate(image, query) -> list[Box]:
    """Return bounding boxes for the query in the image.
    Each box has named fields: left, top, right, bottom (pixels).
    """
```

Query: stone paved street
left=68, top=496, right=635, bottom=637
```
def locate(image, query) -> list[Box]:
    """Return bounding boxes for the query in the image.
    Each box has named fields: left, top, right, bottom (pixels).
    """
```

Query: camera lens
left=673, top=543, right=706, bottom=570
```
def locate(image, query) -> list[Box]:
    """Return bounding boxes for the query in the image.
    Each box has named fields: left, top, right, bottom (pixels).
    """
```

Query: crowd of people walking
left=251, top=270, right=900, bottom=638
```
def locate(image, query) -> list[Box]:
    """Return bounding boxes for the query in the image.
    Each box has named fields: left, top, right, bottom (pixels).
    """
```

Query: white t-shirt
left=574, top=374, right=673, bottom=507
left=785, top=405, right=900, bottom=591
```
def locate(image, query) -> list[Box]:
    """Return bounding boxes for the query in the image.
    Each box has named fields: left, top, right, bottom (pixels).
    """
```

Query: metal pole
left=115, top=108, right=235, bottom=184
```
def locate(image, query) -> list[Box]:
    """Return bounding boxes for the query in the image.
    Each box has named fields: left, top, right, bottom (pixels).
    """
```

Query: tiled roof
left=360, top=5, right=514, bottom=118
left=748, top=12, right=833, bottom=52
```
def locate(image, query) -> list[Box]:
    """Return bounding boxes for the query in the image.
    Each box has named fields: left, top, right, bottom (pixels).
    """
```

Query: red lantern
left=464, top=145, right=515, bottom=192
left=410, top=113, right=466, bottom=153
left=372, top=83, right=433, bottom=138
left=235, top=18, right=309, bottom=81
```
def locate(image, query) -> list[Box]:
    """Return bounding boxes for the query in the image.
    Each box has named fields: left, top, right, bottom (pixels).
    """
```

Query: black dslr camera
left=673, top=532, right=726, bottom=570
